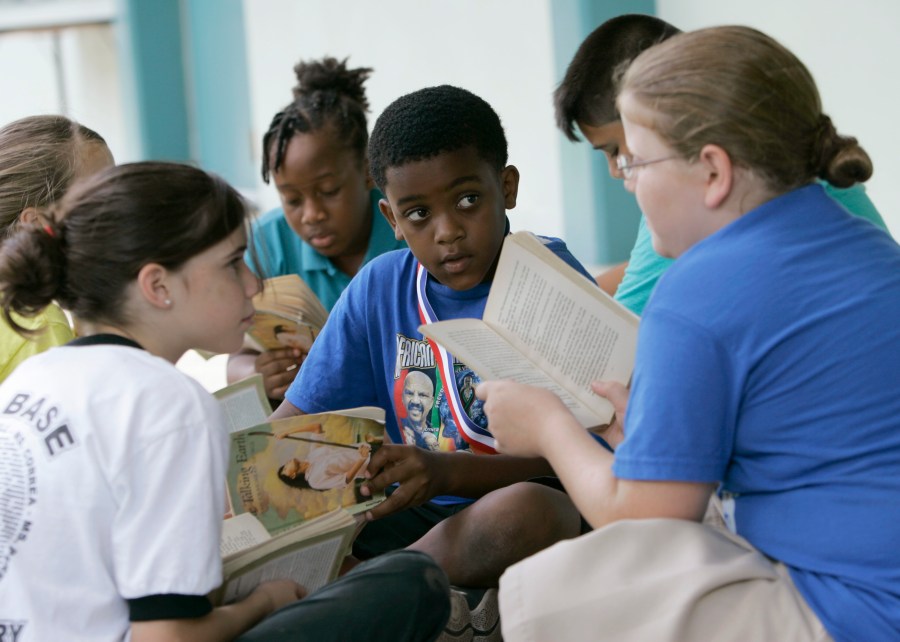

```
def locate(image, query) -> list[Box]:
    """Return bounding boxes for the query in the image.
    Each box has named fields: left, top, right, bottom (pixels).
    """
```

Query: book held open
left=215, top=407, right=386, bottom=603
left=419, top=231, right=639, bottom=428
left=246, top=274, right=329, bottom=353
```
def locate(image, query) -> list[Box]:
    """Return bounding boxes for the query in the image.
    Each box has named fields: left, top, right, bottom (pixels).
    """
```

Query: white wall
left=658, top=0, right=900, bottom=235
left=0, top=24, right=132, bottom=164
left=2, top=1, right=895, bottom=244
left=241, top=0, right=566, bottom=238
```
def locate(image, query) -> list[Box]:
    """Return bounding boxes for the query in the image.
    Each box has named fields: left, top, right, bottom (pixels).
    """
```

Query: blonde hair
left=0, top=115, right=107, bottom=235
left=618, top=26, right=872, bottom=191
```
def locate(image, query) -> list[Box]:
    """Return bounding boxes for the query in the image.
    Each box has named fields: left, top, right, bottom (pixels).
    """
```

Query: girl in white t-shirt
left=0, top=162, right=449, bottom=642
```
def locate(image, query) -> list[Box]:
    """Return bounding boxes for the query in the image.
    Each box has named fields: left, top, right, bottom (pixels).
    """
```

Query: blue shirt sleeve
left=613, top=307, right=735, bottom=482
left=285, top=267, right=380, bottom=414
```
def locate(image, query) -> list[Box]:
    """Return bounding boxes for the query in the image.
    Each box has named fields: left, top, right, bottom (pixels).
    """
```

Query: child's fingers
left=591, top=380, right=629, bottom=415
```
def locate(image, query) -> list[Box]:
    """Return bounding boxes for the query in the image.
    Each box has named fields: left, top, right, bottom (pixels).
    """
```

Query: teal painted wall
left=116, top=0, right=191, bottom=161
left=182, top=0, right=256, bottom=192
left=550, top=0, right=655, bottom=266
left=115, top=0, right=255, bottom=192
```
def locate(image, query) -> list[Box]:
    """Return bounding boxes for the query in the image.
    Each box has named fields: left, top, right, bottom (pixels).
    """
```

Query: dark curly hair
left=368, top=85, right=508, bottom=191
left=262, top=56, right=372, bottom=183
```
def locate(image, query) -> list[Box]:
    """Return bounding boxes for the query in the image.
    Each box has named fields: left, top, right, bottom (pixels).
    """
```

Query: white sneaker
left=439, top=587, right=501, bottom=641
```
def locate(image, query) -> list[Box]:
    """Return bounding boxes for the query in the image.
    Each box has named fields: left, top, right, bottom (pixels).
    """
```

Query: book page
left=214, top=375, right=272, bottom=433
left=220, top=513, right=271, bottom=557
left=421, top=232, right=639, bottom=427
left=420, top=319, right=604, bottom=427
left=222, top=533, right=347, bottom=603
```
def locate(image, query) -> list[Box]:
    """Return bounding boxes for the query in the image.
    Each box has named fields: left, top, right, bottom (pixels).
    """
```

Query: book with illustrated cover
left=214, top=407, right=386, bottom=604
left=246, top=274, right=329, bottom=353
left=225, top=407, right=386, bottom=535
left=419, top=231, right=640, bottom=428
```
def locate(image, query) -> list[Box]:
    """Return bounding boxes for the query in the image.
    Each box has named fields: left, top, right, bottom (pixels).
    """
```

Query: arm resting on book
left=269, top=397, right=306, bottom=420
left=130, top=580, right=305, bottom=642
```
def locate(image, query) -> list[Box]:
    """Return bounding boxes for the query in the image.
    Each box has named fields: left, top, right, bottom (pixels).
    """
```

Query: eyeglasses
left=616, top=154, right=679, bottom=180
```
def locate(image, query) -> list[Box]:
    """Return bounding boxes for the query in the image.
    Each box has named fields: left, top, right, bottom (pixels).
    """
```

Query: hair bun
left=292, top=57, right=372, bottom=111
left=813, top=114, right=873, bottom=188
left=0, top=221, right=67, bottom=328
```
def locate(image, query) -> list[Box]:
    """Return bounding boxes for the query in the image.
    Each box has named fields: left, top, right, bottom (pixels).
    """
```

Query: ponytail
left=0, top=220, right=67, bottom=334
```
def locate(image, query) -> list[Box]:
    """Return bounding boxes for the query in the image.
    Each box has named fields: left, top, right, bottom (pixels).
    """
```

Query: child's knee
left=477, top=482, right=581, bottom=541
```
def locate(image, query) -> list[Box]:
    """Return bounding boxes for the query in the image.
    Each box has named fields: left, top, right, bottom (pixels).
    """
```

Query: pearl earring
left=165, top=299, right=172, bottom=306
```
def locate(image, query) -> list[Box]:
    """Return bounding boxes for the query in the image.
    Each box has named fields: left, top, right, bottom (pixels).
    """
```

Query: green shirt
left=0, top=303, right=74, bottom=383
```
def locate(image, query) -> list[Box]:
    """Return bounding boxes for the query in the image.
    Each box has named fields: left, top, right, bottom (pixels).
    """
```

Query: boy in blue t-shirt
left=273, top=85, right=592, bottom=590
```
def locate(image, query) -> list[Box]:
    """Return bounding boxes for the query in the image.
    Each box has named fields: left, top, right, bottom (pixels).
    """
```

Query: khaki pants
left=499, top=514, right=833, bottom=642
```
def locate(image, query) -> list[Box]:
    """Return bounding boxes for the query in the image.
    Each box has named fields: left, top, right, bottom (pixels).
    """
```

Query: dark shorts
left=352, top=477, right=589, bottom=560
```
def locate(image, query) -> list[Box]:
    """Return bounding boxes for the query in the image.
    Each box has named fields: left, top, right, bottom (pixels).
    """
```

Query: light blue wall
left=551, top=0, right=654, bottom=265
left=182, top=0, right=256, bottom=192
left=116, top=0, right=191, bottom=161
left=115, top=0, right=255, bottom=191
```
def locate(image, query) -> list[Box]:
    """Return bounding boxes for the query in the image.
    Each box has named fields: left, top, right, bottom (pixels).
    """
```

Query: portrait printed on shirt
left=393, top=333, right=488, bottom=452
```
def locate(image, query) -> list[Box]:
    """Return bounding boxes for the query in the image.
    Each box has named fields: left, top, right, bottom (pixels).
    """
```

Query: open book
left=419, top=231, right=639, bottom=427
left=216, top=407, right=386, bottom=603
left=246, top=274, right=329, bottom=353
left=216, top=508, right=359, bottom=604
left=214, top=374, right=272, bottom=434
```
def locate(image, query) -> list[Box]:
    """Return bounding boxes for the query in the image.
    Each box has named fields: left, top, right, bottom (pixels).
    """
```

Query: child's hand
left=475, top=381, right=576, bottom=458
left=589, top=381, right=629, bottom=449
left=359, top=445, right=448, bottom=520
left=252, top=578, right=306, bottom=613
left=358, top=443, right=372, bottom=458
left=255, top=347, right=305, bottom=399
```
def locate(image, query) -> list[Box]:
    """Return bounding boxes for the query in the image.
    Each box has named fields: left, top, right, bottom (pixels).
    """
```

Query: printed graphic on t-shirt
left=0, top=427, right=36, bottom=583
left=393, top=334, right=487, bottom=452
left=0, top=620, right=26, bottom=641
left=1, top=392, right=75, bottom=585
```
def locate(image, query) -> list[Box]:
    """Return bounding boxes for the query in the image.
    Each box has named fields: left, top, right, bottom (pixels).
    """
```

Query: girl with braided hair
left=227, top=58, right=404, bottom=401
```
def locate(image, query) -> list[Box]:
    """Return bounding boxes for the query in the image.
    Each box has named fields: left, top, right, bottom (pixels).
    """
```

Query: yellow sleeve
left=0, top=304, right=74, bottom=382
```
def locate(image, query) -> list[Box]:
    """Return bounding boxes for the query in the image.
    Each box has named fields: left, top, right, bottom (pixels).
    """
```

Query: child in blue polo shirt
left=227, top=57, right=404, bottom=400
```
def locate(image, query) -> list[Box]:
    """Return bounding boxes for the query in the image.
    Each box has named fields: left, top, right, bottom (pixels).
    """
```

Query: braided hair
left=261, top=57, right=372, bottom=183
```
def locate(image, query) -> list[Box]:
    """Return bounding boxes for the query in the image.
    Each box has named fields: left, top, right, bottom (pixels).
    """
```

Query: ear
left=500, top=165, right=520, bottom=209
left=378, top=198, right=404, bottom=241
left=697, top=144, right=733, bottom=209
left=17, top=207, right=42, bottom=226
left=135, top=263, right=173, bottom=310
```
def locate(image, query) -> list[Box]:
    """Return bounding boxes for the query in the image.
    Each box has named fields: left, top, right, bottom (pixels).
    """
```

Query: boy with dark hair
left=555, top=13, right=888, bottom=312
left=272, top=84, right=592, bottom=638
left=554, top=13, right=679, bottom=143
